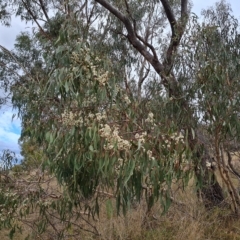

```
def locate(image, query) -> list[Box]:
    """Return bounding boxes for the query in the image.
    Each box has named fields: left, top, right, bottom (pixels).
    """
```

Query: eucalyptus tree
left=1, top=0, right=188, bottom=206
left=1, top=4, right=240, bottom=238
left=92, top=0, right=230, bottom=208
left=191, top=1, right=240, bottom=212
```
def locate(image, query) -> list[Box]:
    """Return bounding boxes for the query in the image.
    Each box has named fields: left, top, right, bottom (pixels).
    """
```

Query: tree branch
left=124, top=0, right=158, bottom=61
left=38, top=0, right=50, bottom=22
left=94, top=0, right=189, bottom=98
left=21, top=0, right=50, bottom=40
left=160, top=0, right=176, bottom=33
left=160, top=0, right=189, bottom=73
left=181, top=0, right=188, bottom=20
left=138, top=61, right=150, bottom=101
left=134, top=24, right=158, bottom=61
left=94, top=0, right=161, bottom=70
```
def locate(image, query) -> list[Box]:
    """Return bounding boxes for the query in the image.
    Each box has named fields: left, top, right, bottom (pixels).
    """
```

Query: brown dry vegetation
left=2, top=205, right=240, bottom=240
left=1, top=153, right=240, bottom=240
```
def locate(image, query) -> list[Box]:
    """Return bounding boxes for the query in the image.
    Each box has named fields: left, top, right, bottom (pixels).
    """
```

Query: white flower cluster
left=115, top=157, right=124, bottom=173
left=71, top=45, right=108, bottom=86
left=145, top=112, right=155, bottom=125
left=71, top=51, right=87, bottom=65
left=206, top=161, right=216, bottom=170
left=99, top=124, right=132, bottom=151
left=163, top=132, right=184, bottom=148
left=170, top=132, right=184, bottom=144
left=95, top=112, right=107, bottom=122
left=206, top=161, right=212, bottom=168
left=82, top=96, right=97, bottom=107
left=61, top=110, right=83, bottom=127
left=135, top=132, right=147, bottom=143
left=96, top=71, right=109, bottom=86
left=71, top=54, right=96, bottom=80
left=61, top=110, right=107, bottom=127
left=147, top=150, right=155, bottom=161
left=123, top=94, right=131, bottom=105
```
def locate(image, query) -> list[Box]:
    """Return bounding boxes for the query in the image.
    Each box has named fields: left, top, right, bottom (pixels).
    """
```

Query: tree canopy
left=1, top=0, right=240, bottom=238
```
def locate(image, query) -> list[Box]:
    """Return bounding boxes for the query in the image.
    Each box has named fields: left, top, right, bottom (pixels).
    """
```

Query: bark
left=194, top=139, right=225, bottom=209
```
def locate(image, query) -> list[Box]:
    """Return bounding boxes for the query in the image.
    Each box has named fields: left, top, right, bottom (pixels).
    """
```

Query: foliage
left=16, top=32, right=190, bottom=211
left=18, top=138, right=45, bottom=171
left=1, top=0, right=240, bottom=238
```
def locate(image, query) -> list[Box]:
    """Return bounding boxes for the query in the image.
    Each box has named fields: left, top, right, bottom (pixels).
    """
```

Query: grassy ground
left=3, top=180, right=240, bottom=240
left=92, top=185, right=240, bottom=240
left=2, top=159, right=240, bottom=240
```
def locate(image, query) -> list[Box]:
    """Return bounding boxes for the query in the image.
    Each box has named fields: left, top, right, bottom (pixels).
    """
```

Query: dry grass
left=3, top=198, right=240, bottom=240
left=2, top=166, right=240, bottom=240
left=89, top=184, right=240, bottom=240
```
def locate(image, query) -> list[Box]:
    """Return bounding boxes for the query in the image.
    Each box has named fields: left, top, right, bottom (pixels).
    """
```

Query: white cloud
left=0, top=109, right=21, bottom=156
left=0, top=17, right=29, bottom=159
left=0, top=16, right=33, bottom=50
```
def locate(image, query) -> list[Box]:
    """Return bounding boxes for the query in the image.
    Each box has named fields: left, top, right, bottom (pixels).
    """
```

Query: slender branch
left=0, top=45, right=31, bottom=78
left=94, top=0, right=162, bottom=72
left=46, top=210, right=100, bottom=236
left=19, top=219, right=45, bottom=240
left=124, top=67, right=131, bottom=96
left=0, top=61, right=22, bottom=78
left=38, top=0, right=50, bottom=22
left=21, top=0, right=50, bottom=40
left=138, top=60, right=150, bottom=101
left=85, top=1, right=98, bottom=29
left=94, top=0, right=189, bottom=98
left=125, top=0, right=158, bottom=61
left=44, top=213, right=59, bottom=234
left=160, top=0, right=176, bottom=33
left=139, top=65, right=150, bottom=87
left=160, top=0, right=189, bottom=73
left=134, top=26, right=158, bottom=61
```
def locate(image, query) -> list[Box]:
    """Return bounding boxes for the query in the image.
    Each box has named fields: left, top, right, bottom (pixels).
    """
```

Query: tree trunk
left=195, top=147, right=225, bottom=209
left=192, top=131, right=226, bottom=209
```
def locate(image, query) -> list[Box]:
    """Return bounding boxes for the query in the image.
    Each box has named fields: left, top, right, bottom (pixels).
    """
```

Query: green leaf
left=89, top=145, right=94, bottom=152
left=106, top=199, right=113, bottom=219
left=65, top=82, right=69, bottom=92
left=191, top=128, right=195, bottom=139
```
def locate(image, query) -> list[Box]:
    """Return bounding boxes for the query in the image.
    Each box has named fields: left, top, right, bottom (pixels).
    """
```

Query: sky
left=0, top=17, right=33, bottom=159
left=0, top=0, right=239, bottom=158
